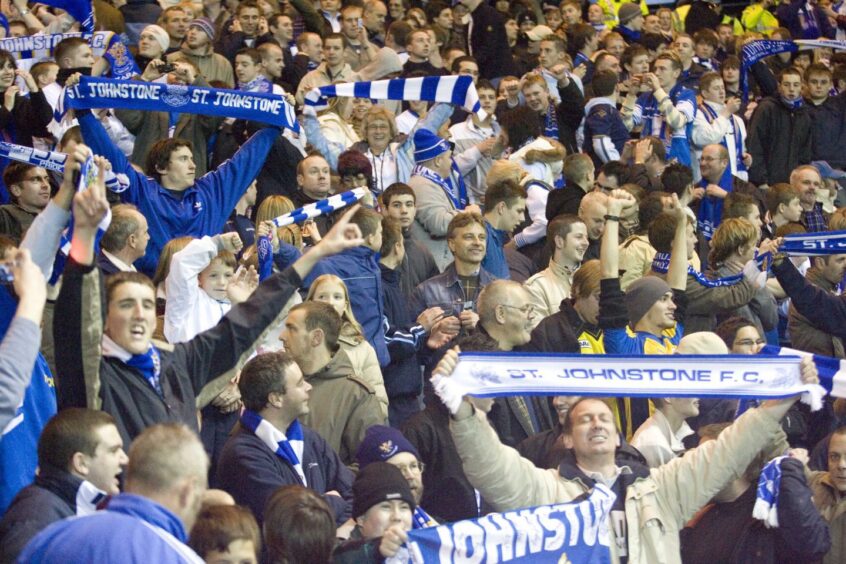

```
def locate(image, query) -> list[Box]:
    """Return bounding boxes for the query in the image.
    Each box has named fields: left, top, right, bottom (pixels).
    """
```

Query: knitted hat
left=676, top=332, right=729, bottom=355
left=624, top=276, right=671, bottom=327
left=355, top=425, right=420, bottom=468
left=337, top=150, right=373, bottom=179
left=189, top=17, right=215, bottom=41
left=142, top=25, right=170, bottom=53
left=352, top=462, right=416, bottom=519
left=525, top=24, right=554, bottom=42
left=413, top=129, right=451, bottom=163
left=517, top=11, right=538, bottom=27
left=617, top=3, right=642, bottom=25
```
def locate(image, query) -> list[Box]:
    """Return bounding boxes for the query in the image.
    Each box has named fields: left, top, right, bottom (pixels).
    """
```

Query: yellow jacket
left=742, top=4, right=780, bottom=36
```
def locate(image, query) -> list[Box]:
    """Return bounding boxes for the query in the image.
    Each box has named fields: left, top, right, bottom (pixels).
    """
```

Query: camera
left=156, top=63, right=176, bottom=74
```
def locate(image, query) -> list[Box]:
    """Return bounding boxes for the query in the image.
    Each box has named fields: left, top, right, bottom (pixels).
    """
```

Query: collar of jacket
left=556, top=299, right=601, bottom=338
left=549, top=257, right=579, bottom=280
left=34, top=464, right=86, bottom=512
left=379, top=262, right=400, bottom=286
left=556, top=445, right=650, bottom=487
left=104, top=493, right=189, bottom=542
left=440, top=262, right=496, bottom=289
left=304, top=348, right=354, bottom=381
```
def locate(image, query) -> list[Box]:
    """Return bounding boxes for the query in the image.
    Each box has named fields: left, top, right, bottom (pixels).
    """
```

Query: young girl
left=163, top=232, right=258, bottom=344
left=305, top=274, right=388, bottom=415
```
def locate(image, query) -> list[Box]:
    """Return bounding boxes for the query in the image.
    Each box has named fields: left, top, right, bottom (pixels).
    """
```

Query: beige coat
left=524, top=258, right=577, bottom=320
left=810, top=471, right=846, bottom=564
left=338, top=334, right=388, bottom=417
left=450, top=406, right=784, bottom=564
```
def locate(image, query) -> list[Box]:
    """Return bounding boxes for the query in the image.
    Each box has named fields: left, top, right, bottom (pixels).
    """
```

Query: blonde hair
left=256, top=195, right=303, bottom=248
left=709, top=218, right=759, bottom=266
left=486, top=159, right=526, bottom=188
left=153, top=236, right=194, bottom=287
left=305, top=274, right=364, bottom=340
left=361, top=106, right=399, bottom=141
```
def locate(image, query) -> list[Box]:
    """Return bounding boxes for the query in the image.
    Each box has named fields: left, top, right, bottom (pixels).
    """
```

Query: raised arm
left=665, top=193, right=688, bottom=291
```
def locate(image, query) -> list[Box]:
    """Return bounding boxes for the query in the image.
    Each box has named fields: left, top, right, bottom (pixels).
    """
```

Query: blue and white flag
left=0, top=141, right=129, bottom=192
left=269, top=187, right=365, bottom=227
left=753, top=455, right=787, bottom=528
left=760, top=345, right=846, bottom=398
left=740, top=40, right=797, bottom=102
left=303, top=75, right=485, bottom=119
left=432, top=352, right=828, bottom=416
left=779, top=229, right=846, bottom=256
left=0, top=31, right=113, bottom=72
left=63, top=76, right=299, bottom=132
left=36, top=0, right=95, bottom=34
left=389, top=484, right=615, bottom=564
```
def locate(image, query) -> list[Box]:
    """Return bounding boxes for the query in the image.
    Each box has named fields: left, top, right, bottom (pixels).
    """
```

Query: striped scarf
left=240, top=409, right=307, bottom=485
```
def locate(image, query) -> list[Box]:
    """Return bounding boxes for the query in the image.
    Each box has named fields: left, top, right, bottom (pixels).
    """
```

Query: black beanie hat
left=352, top=462, right=416, bottom=519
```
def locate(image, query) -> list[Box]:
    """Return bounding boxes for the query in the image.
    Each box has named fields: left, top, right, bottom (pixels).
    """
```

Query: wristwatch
left=20, top=8, right=30, bottom=15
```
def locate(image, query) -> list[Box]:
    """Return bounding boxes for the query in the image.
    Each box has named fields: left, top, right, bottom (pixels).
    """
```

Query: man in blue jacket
left=216, top=350, right=353, bottom=526
left=69, top=76, right=281, bottom=275
left=20, top=424, right=209, bottom=563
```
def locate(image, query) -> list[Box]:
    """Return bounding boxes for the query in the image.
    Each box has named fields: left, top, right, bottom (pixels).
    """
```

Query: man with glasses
left=355, top=425, right=439, bottom=527
left=0, top=164, right=51, bottom=242
left=697, top=143, right=762, bottom=241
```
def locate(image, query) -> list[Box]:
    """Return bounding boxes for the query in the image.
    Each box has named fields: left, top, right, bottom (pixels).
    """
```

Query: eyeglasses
left=734, top=339, right=765, bottom=348
left=500, top=303, right=536, bottom=315
left=366, top=123, right=390, bottom=131
left=393, top=461, right=425, bottom=474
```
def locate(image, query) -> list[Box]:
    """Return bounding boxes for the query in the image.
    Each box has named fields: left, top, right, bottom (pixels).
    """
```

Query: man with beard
left=168, top=18, right=234, bottom=88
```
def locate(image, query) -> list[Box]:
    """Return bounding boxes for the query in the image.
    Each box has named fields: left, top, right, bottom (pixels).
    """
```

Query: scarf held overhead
left=740, top=39, right=846, bottom=101
left=0, top=31, right=136, bottom=78
left=432, top=352, right=827, bottom=414
left=303, top=75, right=485, bottom=119
left=388, top=483, right=615, bottom=564
left=63, top=76, right=299, bottom=132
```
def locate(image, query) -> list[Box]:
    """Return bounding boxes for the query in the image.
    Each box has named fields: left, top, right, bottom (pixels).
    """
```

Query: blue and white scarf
left=432, top=352, right=827, bottom=415
left=753, top=455, right=788, bottom=528
left=37, top=0, right=94, bottom=33
left=270, top=187, right=366, bottom=227
left=650, top=251, right=746, bottom=288
left=544, top=102, right=560, bottom=141
left=303, top=75, right=484, bottom=119
left=697, top=165, right=736, bottom=240
left=62, top=76, right=299, bottom=132
left=412, top=164, right=468, bottom=210
left=780, top=229, right=846, bottom=256
left=101, top=33, right=141, bottom=81
left=0, top=141, right=129, bottom=191
left=238, top=75, right=274, bottom=93
left=411, top=506, right=438, bottom=529
left=760, top=345, right=846, bottom=398
left=101, top=334, right=163, bottom=396
left=240, top=409, right=306, bottom=485
left=798, top=2, right=820, bottom=39
left=388, top=484, right=615, bottom=564
left=698, top=101, right=746, bottom=175
left=257, top=235, right=273, bottom=282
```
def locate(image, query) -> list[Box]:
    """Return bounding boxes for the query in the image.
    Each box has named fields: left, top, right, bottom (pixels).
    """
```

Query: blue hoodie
left=79, top=112, right=280, bottom=275
left=19, top=493, right=202, bottom=563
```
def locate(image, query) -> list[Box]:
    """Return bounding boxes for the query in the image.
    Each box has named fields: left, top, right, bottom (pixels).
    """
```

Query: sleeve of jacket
left=773, top=257, right=846, bottom=339
left=556, top=80, right=586, bottom=131
left=654, top=406, right=783, bottom=526
left=23, top=90, right=54, bottom=133
left=199, top=126, right=281, bottom=231
left=685, top=275, right=757, bottom=315
left=53, top=259, right=104, bottom=411
left=163, top=236, right=216, bottom=343
left=174, top=266, right=304, bottom=394
left=288, top=0, right=328, bottom=36
left=449, top=408, right=577, bottom=511
left=748, top=287, right=779, bottom=332
left=78, top=112, right=149, bottom=205
left=343, top=386, right=388, bottom=460
left=513, top=185, right=549, bottom=248
left=412, top=180, right=457, bottom=238
left=598, top=277, right=629, bottom=331
left=218, top=439, right=291, bottom=522
left=319, top=435, right=354, bottom=524
left=0, top=317, right=40, bottom=430
left=750, top=61, right=778, bottom=99
left=746, top=102, right=771, bottom=185
left=303, top=114, right=342, bottom=171
left=691, top=112, right=731, bottom=148
left=773, top=457, right=831, bottom=558
left=20, top=201, right=70, bottom=279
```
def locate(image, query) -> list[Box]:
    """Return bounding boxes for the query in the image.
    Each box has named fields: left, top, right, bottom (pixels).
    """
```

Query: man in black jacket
left=454, top=0, right=518, bottom=80
left=54, top=162, right=367, bottom=447
left=216, top=351, right=353, bottom=526
left=0, top=409, right=127, bottom=562
left=747, top=67, right=812, bottom=188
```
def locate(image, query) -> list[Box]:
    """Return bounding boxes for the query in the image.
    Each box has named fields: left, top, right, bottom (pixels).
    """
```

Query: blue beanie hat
left=355, top=425, right=420, bottom=467
left=413, top=128, right=451, bottom=163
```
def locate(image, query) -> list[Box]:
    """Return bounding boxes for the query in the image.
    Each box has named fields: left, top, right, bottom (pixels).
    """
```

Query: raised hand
left=218, top=232, right=244, bottom=254
left=227, top=265, right=259, bottom=304
left=72, top=157, right=109, bottom=232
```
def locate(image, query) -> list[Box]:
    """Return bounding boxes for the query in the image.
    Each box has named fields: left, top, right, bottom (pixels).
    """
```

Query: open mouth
left=129, top=325, right=146, bottom=337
